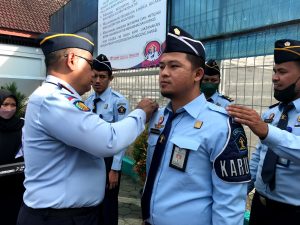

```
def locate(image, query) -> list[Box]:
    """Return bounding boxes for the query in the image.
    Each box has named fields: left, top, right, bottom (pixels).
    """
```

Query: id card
left=169, top=145, right=189, bottom=172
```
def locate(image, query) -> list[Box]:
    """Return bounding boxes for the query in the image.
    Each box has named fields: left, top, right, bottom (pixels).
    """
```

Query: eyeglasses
left=64, top=54, right=93, bottom=70
left=74, top=55, right=94, bottom=70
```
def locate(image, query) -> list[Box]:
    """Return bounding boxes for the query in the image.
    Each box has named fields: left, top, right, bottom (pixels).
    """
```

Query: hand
left=226, top=105, right=268, bottom=139
left=108, top=170, right=119, bottom=189
left=136, top=98, right=159, bottom=122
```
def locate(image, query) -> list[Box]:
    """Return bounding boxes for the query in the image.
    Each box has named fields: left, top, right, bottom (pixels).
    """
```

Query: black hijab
left=0, top=90, right=24, bottom=165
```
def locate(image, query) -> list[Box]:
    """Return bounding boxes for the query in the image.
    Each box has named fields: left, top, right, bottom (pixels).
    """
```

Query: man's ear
left=65, top=53, right=77, bottom=71
left=109, top=75, right=114, bottom=82
left=194, top=67, right=204, bottom=83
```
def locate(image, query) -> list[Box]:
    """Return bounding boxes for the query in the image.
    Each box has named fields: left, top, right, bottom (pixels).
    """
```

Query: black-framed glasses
left=74, top=55, right=94, bottom=70
left=64, top=54, right=93, bottom=70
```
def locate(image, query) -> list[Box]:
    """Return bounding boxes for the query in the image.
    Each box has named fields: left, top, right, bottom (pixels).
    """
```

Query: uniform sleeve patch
left=73, top=100, right=91, bottom=112
left=117, top=105, right=126, bottom=114
left=214, top=117, right=251, bottom=183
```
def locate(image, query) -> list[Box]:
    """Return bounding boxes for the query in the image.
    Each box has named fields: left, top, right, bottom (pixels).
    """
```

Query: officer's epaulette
left=221, top=95, right=234, bottom=102
left=112, top=90, right=124, bottom=98
left=207, top=103, right=228, bottom=115
left=269, top=102, right=280, bottom=109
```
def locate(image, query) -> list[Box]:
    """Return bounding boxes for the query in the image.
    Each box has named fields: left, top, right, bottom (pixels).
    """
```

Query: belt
left=145, top=222, right=152, bottom=225
left=22, top=203, right=99, bottom=218
left=257, top=192, right=300, bottom=211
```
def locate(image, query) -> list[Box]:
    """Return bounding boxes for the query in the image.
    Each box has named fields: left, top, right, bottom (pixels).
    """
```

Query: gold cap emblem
left=284, top=41, right=291, bottom=47
left=174, top=28, right=180, bottom=36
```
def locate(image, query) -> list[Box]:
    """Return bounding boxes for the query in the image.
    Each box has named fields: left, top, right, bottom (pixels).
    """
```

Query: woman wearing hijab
left=0, top=89, right=25, bottom=225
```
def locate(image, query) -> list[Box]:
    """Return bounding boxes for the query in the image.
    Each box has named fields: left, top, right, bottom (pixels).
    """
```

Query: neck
left=170, top=91, right=200, bottom=112
left=48, top=70, right=82, bottom=95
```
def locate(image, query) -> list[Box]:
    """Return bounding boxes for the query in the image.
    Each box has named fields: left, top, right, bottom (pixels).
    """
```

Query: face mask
left=201, top=83, right=219, bottom=97
left=0, top=108, right=16, bottom=119
left=274, top=77, right=300, bottom=103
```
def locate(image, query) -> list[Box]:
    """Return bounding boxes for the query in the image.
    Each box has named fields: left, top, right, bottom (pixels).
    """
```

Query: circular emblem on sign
left=144, top=41, right=162, bottom=61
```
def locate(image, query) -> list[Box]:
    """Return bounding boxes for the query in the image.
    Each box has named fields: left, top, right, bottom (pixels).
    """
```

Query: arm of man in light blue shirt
left=262, top=125, right=300, bottom=163
left=41, top=92, right=146, bottom=158
left=111, top=98, right=130, bottom=170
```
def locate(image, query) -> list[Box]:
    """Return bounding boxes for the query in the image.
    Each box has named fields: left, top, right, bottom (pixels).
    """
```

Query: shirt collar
left=164, top=94, right=207, bottom=119
left=209, top=91, right=219, bottom=102
left=278, top=98, right=300, bottom=112
left=292, top=98, right=300, bottom=113
left=95, top=87, right=111, bottom=101
left=45, top=75, right=81, bottom=99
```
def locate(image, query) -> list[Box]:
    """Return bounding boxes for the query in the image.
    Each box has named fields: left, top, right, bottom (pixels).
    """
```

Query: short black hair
left=186, top=54, right=205, bottom=70
left=44, top=49, right=66, bottom=68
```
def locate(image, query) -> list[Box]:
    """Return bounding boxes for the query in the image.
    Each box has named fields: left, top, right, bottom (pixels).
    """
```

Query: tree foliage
left=132, top=127, right=148, bottom=182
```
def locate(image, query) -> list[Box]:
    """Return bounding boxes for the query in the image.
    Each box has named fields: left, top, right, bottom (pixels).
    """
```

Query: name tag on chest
left=169, top=145, right=189, bottom=172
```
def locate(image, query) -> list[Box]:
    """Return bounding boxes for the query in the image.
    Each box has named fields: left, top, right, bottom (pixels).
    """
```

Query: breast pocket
left=100, top=112, right=114, bottom=122
left=169, top=137, right=200, bottom=173
left=293, top=126, right=300, bottom=135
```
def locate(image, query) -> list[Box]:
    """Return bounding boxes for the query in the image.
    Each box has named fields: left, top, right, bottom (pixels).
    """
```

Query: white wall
left=0, top=43, right=46, bottom=96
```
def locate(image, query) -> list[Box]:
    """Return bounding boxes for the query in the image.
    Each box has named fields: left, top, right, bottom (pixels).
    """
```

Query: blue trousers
left=17, top=203, right=99, bottom=225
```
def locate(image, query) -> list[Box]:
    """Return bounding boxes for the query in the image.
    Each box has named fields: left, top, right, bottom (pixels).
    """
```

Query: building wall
left=0, top=43, right=45, bottom=96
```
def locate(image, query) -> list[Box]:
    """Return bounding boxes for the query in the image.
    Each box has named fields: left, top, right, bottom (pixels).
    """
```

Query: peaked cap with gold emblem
left=38, top=32, right=94, bottom=56
left=274, top=39, right=300, bottom=64
left=164, top=26, right=205, bottom=60
left=205, top=59, right=220, bottom=76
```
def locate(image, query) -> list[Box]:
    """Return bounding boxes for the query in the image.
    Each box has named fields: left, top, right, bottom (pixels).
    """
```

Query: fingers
left=109, top=181, right=118, bottom=190
left=227, top=105, right=257, bottom=118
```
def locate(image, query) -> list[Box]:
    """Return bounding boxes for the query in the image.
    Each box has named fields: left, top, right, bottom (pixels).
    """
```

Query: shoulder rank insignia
left=298, top=115, right=300, bottom=122
left=221, top=95, right=234, bottom=102
left=118, top=105, right=126, bottom=114
left=73, top=100, right=90, bottom=112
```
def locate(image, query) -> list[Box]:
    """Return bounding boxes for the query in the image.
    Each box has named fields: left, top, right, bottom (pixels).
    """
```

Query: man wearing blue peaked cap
left=141, top=25, right=250, bottom=225
left=17, top=32, right=158, bottom=225
left=227, top=39, right=300, bottom=225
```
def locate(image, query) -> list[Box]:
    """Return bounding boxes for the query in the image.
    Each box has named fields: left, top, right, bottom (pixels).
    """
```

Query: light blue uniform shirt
left=22, top=75, right=146, bottom=209
left=145, top=94, right=249, bottom=225
left=85, top=87, right=129, bottom=171
left=250, top=98, right=300, bottom=205
left=208, top=91, right=233, bottom=108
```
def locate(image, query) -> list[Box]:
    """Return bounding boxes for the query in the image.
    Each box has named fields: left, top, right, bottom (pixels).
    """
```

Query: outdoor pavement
left=118, top=174, right=143, bottom=225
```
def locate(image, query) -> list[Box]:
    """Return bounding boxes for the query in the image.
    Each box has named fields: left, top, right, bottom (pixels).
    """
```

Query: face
left=91, top=71, right=113, bottom=94
left=273, top=61, right=300, bottom=98
left=159, top=52, right=203, bottom=101
left=1, top=97, right=16, bottom=110
left=202, top=74, right=220, bottom=84
left=69, top=50, right=95, bottom=95
left=0, top=97, right=17, bottom=119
